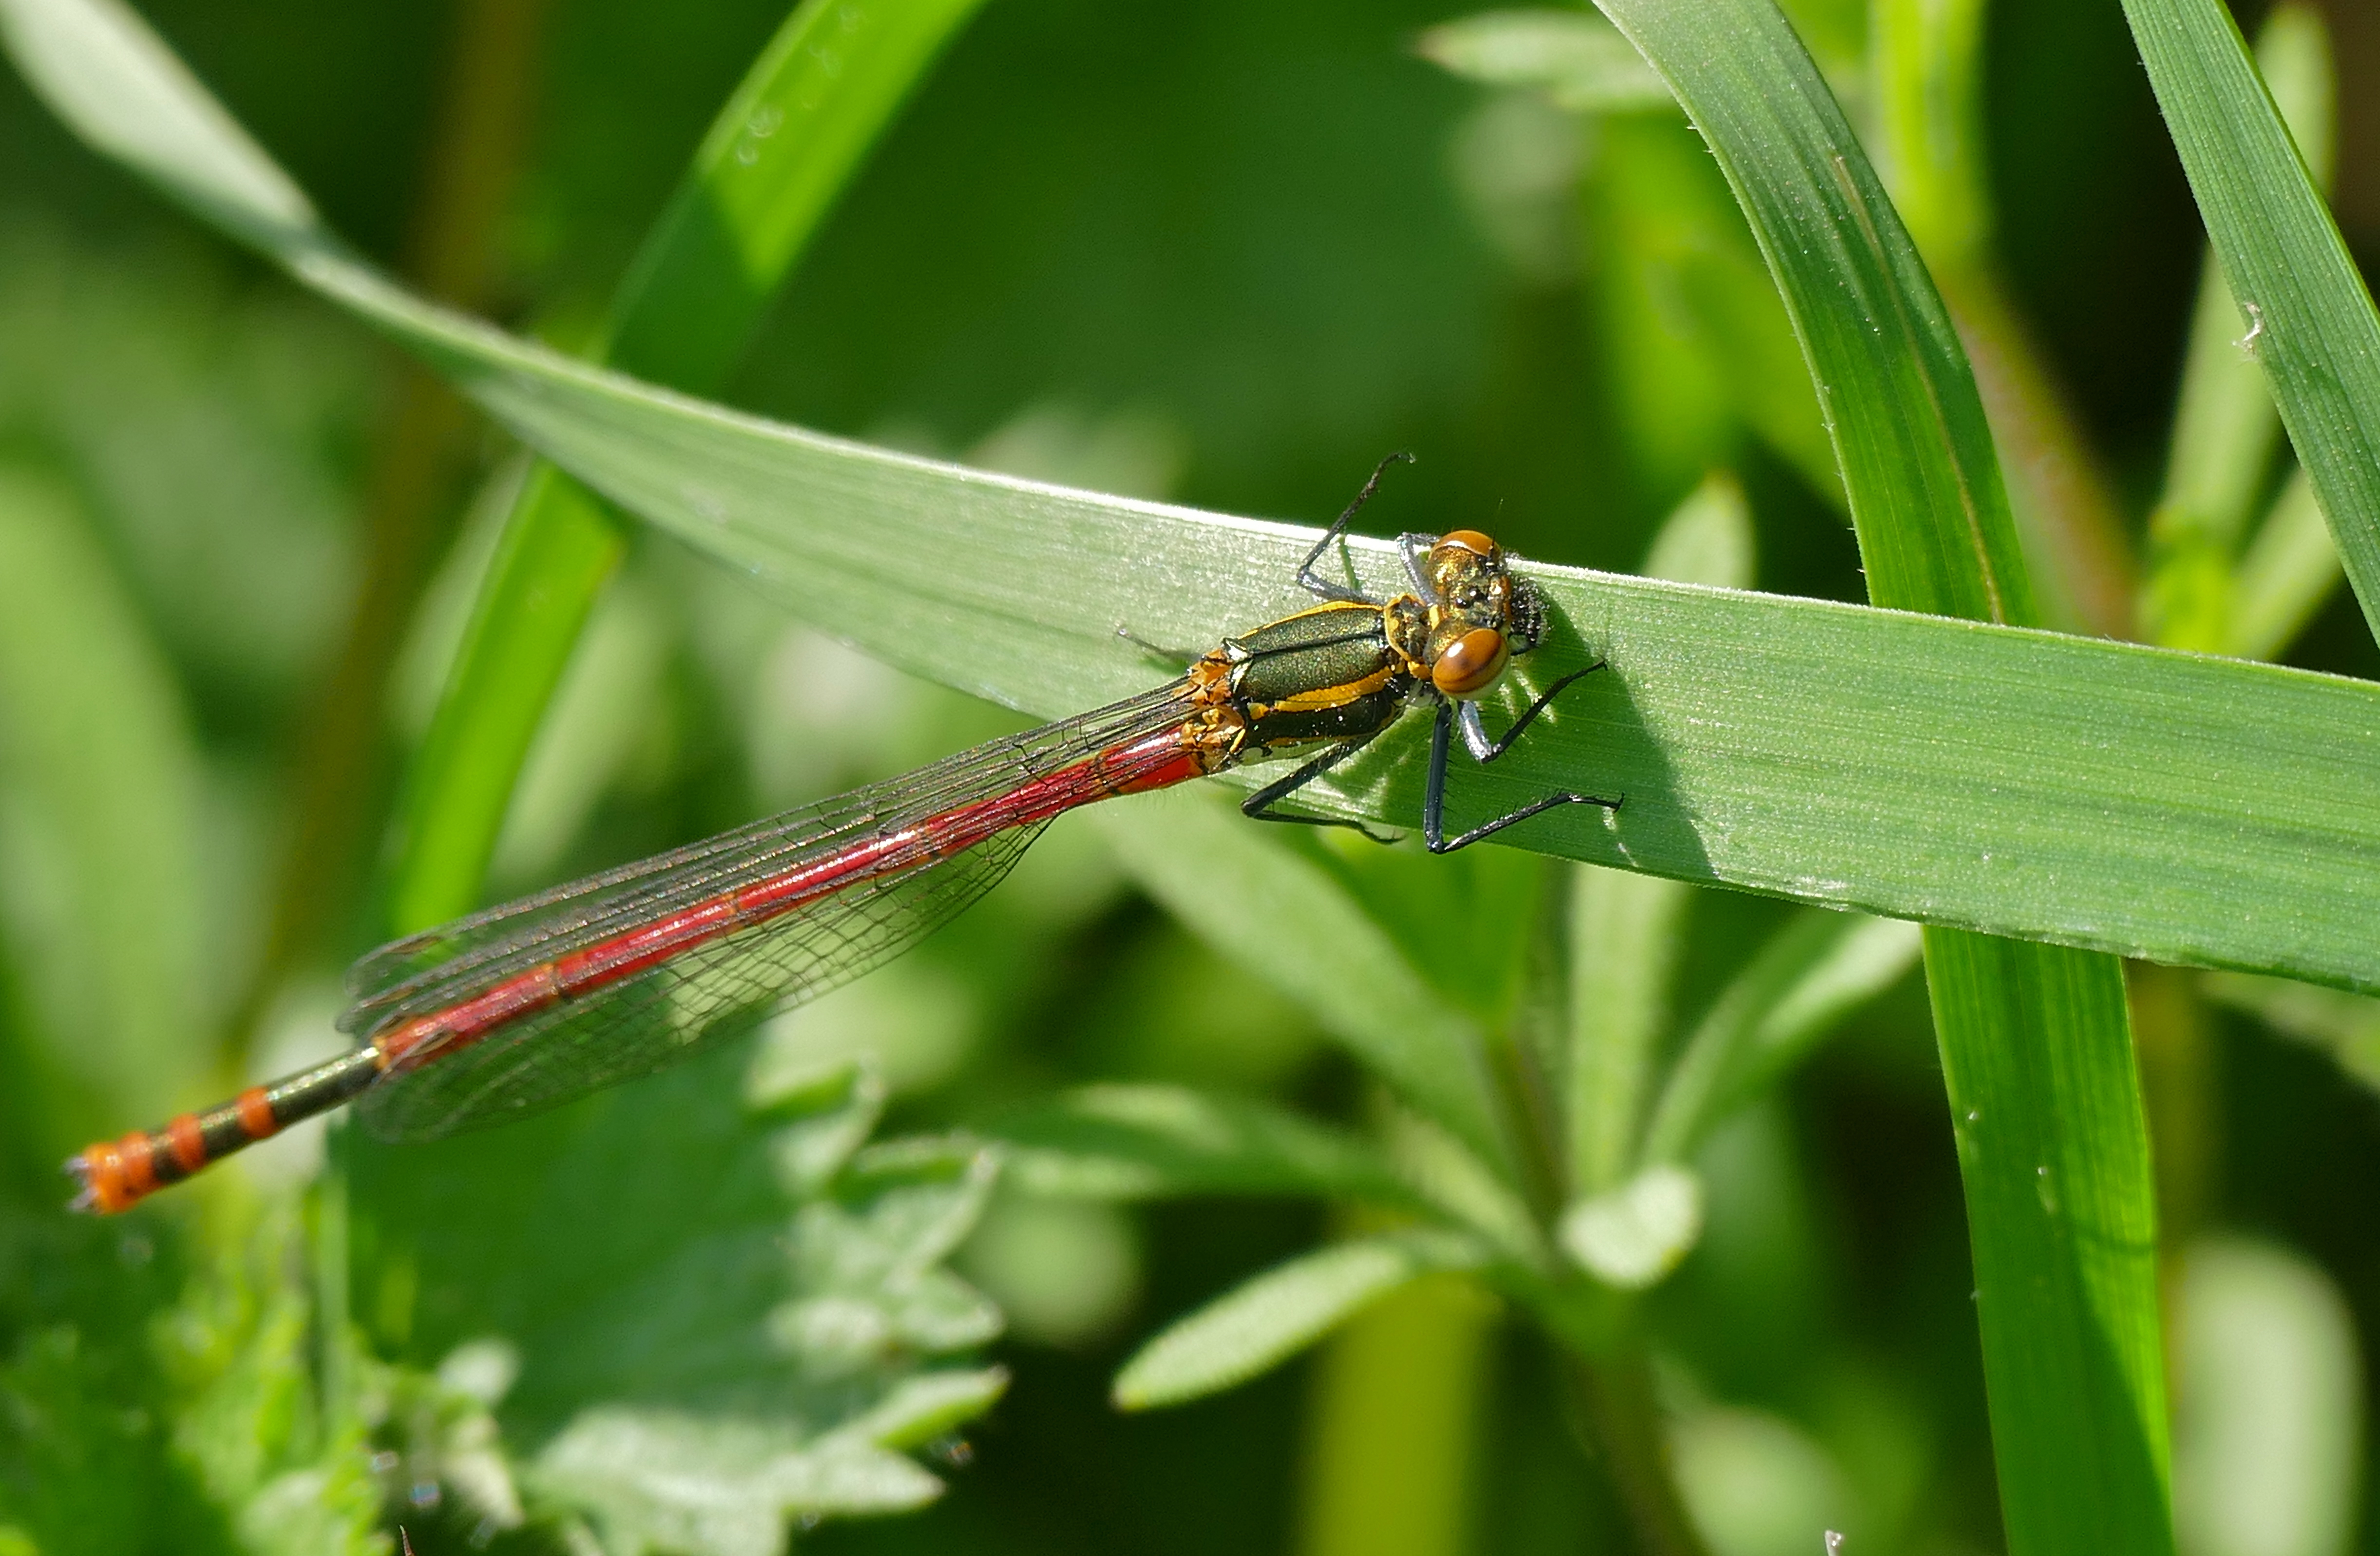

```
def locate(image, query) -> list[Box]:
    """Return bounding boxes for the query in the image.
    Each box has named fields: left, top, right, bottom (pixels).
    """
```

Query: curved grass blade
left=2120, top=0, right=2380, bottom=643
left=390, top=0, right=989, bottom=931
left=1587, top=0, right=2168, bottom=1550
left=11, top=0, right=2380, bottom=999
left=2144, top=4, right=2335, bottom=655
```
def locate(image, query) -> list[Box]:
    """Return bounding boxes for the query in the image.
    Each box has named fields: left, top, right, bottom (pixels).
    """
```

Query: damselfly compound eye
left=1432, top=627, right=1510, bottom=697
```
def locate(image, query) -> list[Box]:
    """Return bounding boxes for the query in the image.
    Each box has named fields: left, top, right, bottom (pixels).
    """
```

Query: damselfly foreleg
left=1295, top=451, right=1414, bottom=603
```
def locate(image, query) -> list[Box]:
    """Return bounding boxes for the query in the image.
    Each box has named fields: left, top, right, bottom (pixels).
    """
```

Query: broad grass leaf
left=10, top=0, right=2380, bottom=993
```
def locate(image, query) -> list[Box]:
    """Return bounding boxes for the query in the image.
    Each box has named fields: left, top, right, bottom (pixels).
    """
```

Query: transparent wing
left=337, top=677, right=1204, bottom=1142
left=355, top=823, right=1045, bottom=1142
left=343, top=679, right=1194, bottom=1039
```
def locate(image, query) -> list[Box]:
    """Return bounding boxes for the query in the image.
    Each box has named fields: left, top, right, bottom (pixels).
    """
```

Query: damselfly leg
left=1296, top=450, right=1414, bottom=602
left=1238, top=731, right=1399, bottom=844
left=1424, top=663, right=1621, bottom=854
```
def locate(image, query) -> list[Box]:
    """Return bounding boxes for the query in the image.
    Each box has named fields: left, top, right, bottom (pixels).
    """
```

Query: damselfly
left=68, top=457, right=1619, bottom=1213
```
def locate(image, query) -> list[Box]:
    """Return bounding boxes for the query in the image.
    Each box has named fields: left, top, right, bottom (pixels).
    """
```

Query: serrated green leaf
left=2121, top=0, right=2380, bottom=641
left=347, top=1047, right=999, bottom=1553
left=1640, top=911, right=1921, bottom=1165
left=986, top=1083, right=1420, bottom=1209
left=1112, top=1230, right=1488, bottom=1412
left=529, top=1409, right=946, bottom=1556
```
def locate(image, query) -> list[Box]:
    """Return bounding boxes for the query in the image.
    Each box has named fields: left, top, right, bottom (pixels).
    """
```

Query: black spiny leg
left=1424, top=670, right=1622, bottom=854
left=1242, top=733, right=1398, bottom=844
left=1295, top=451, right=1415, bottom=603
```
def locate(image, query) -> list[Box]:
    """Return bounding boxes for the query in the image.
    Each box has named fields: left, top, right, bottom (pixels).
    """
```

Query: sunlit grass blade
left=16, top=0, right=2380, bottom=994
left=2120, top=0, right=2380, bottom=642
left=389, top=0, right=989, bottom=930
left=1590, top=0, right=2030, bottom=623
left=1590, top=1, right=2168, bottom=1551
left=1926, top=936, right=2168, bottom=1552
left=1111, top=1231, right=1487, bottom=1412
left=2144, top=4, right=2335, bottom=654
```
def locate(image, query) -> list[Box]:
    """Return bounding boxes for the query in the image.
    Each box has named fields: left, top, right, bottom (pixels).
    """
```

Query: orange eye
left=1437, top=529, right=1499, bottom=560
left=1432, top=628, right=1509, bottom=698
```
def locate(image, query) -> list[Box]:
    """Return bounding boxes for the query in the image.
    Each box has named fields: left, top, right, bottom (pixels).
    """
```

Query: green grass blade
left=388, top=0, right=987, bottom=928
left=2120, top=0, right=2380, bottom=642
left=1639, top=911, right=1920, bottom=1165
left=1089, top=788, right=1508, bottom=1170
left=389, top=465, right=620, bottom=930
left=16, top=0, right=2380, bottom=993
left=2230, top=470, right=2343, bottom=661
left=1591, top=0, right=2031, bottom=624
left=1111, top=1231, right=1486, bottom=1412
left=986, top=1083, right=1423, bottom=1208
left=2145, top=4, right=2335, bottom=654
left=1925, top=937, right=2169, bottom=1552
left=2158, top=7, right=2333, bottom=556
left=1589, top=1, right=2168, bottom=1550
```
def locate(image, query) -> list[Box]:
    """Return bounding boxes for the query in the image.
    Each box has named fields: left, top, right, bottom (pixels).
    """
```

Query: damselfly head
left=1419, top=529, right=1537, bottom=699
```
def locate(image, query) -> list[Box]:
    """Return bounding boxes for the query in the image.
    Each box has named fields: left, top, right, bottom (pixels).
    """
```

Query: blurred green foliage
left=3, top=2, right=2380, bottom=1556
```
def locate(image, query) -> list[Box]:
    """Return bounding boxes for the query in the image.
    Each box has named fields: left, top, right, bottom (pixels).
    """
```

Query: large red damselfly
left=68, top=457, right=1619, bottom=1213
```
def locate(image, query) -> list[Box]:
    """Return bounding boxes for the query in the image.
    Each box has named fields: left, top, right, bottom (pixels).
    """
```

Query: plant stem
left=222, top=0, right=551, bottom=1069
left=1569, top=1348, right=1713, bottom=1556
